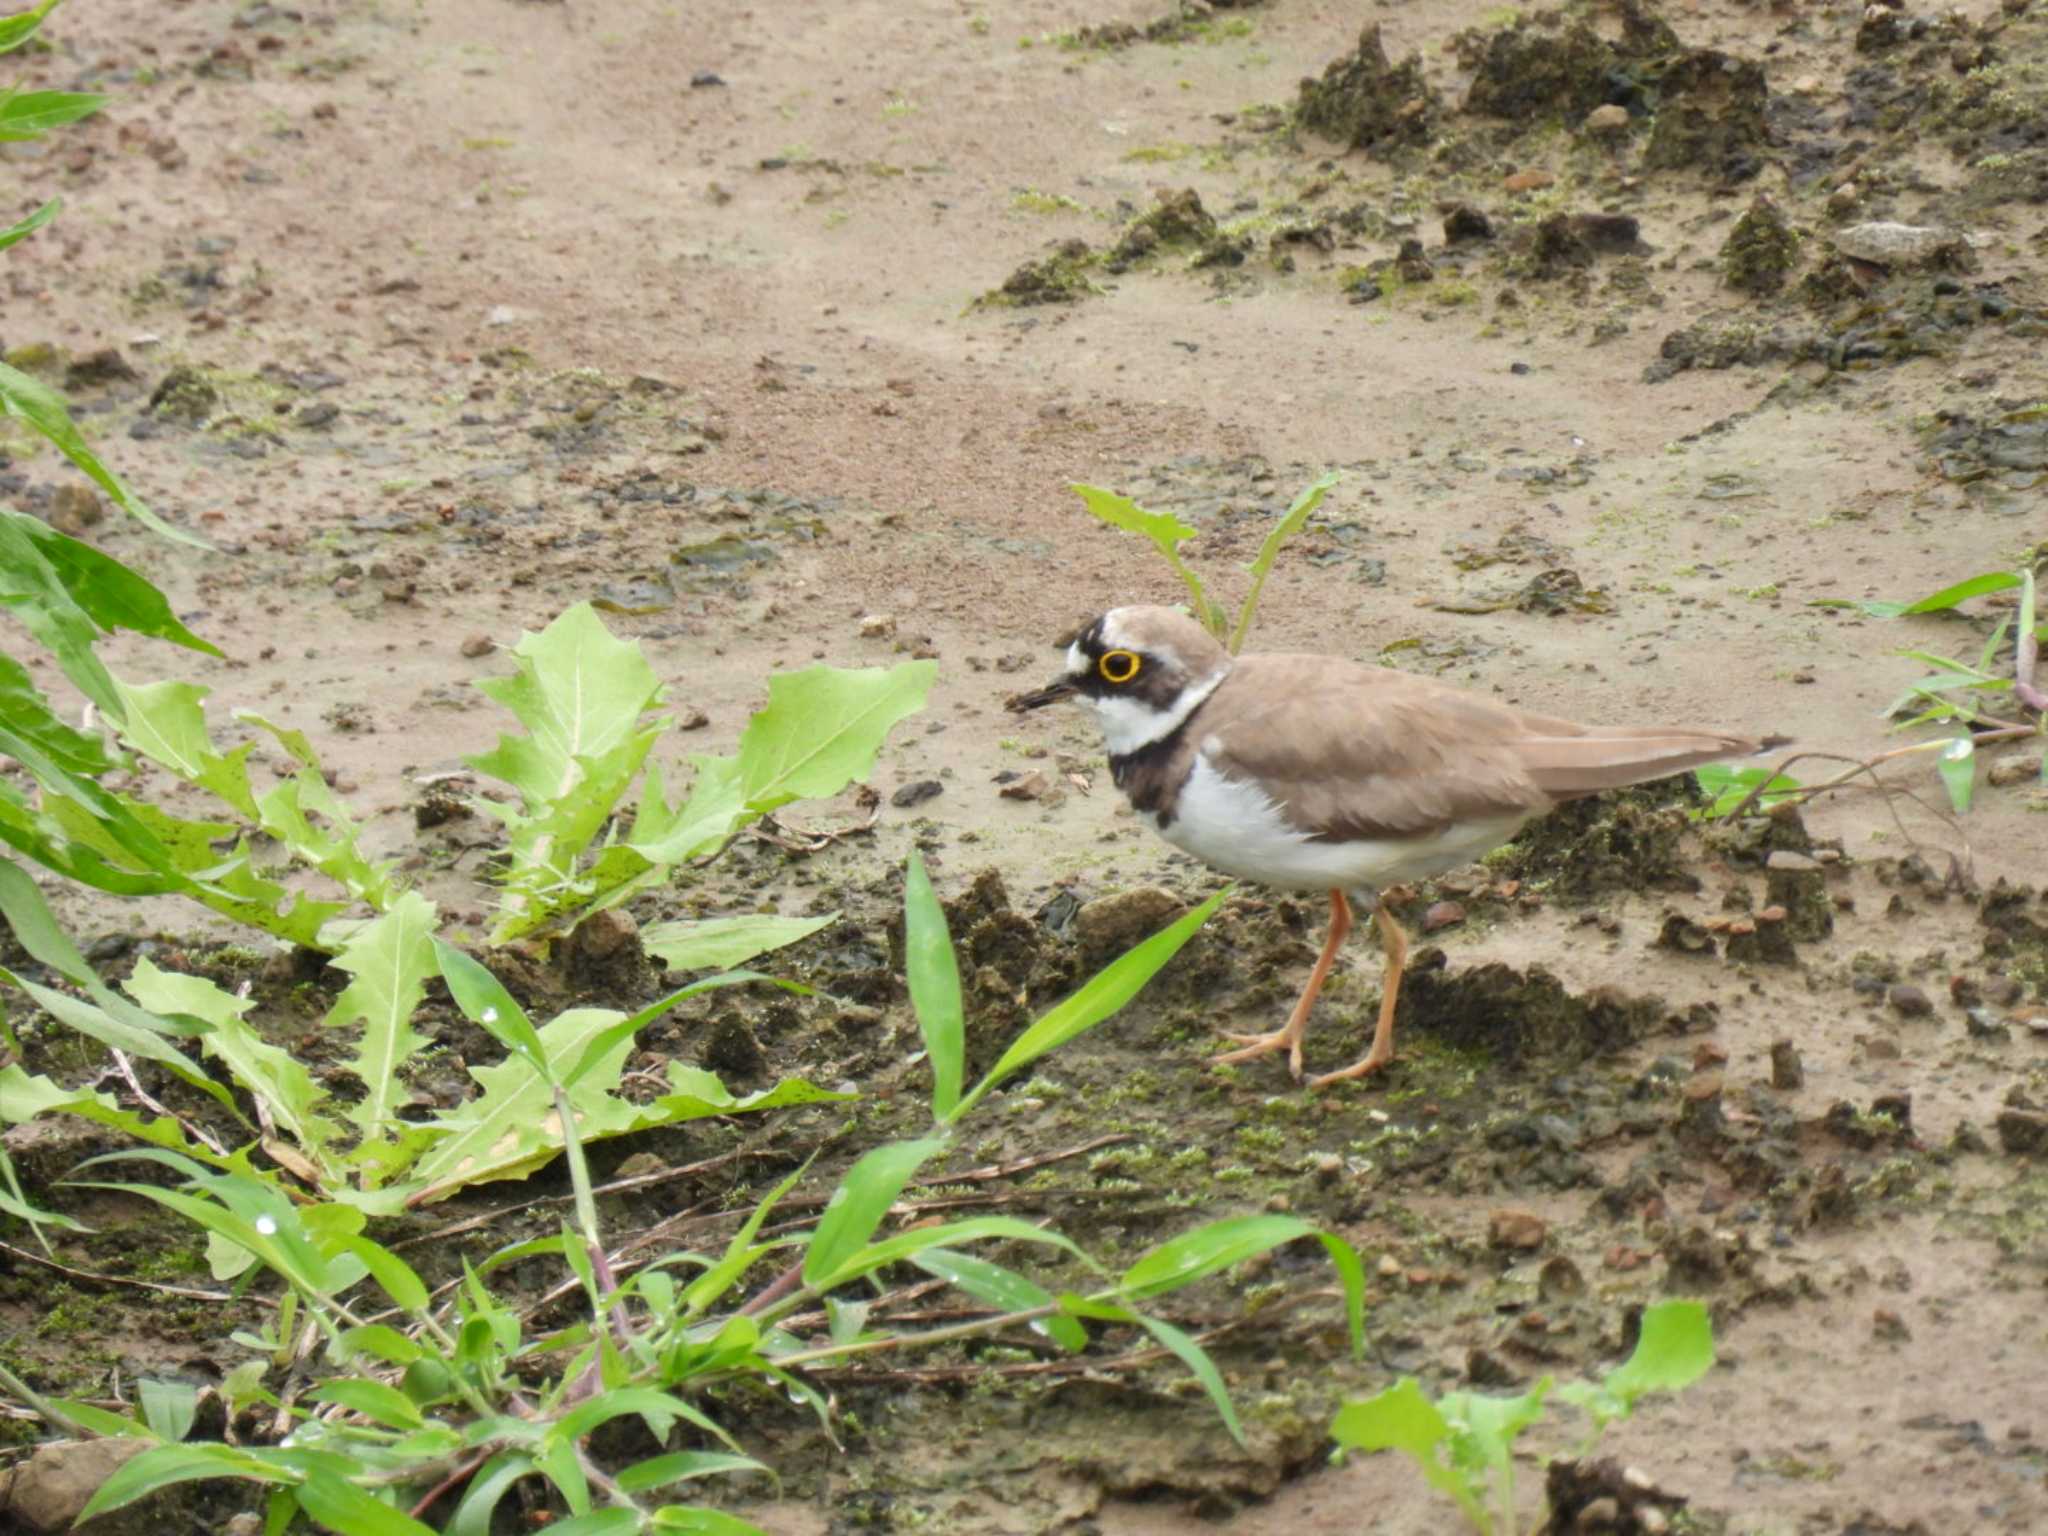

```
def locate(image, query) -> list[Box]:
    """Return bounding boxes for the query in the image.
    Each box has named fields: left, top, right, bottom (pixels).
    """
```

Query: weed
left=1332, top=1299, right=1715, bottom=1534
left=1069, top=471, right=1340, bottom=652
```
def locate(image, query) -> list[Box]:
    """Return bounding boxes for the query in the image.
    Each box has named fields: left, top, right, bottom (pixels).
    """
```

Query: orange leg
left=1307, top=897, right=1408, bottom=1089
left=1215, top=889, right=1352, bottom=1081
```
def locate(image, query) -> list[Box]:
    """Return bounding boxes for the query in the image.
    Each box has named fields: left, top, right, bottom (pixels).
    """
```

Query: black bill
left=1005, top=677, right=1077, bottom=712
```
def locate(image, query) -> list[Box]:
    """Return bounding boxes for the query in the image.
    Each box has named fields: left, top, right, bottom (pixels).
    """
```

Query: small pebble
left=1487, top=1208, right=1546, bottom=1250
left=459, top=633, right=493, bottom=658
left=1421, top=899, right=1465, bottom=933
left=858, top=613, right=896, bottom=638
left=1987, top=754, right=2044, bottom=788
left=1888, top=983, right=1934, bottom=1018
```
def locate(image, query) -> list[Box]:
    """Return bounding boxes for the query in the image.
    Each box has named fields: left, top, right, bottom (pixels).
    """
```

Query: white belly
left=1151, top=754, right=1528, bottom=892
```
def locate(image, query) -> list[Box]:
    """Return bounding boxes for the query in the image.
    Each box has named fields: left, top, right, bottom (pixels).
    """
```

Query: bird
left=1010, top=605, right=1779, bottom=1089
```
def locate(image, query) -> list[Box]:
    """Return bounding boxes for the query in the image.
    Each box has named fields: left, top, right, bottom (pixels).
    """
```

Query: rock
left=1442, top=204, right=1493, bottom=243
left=1831, top=221, right=1972, bottom=270
left=1421, top=899, right=1465, bottom=933
left=1765, top=850, right=1822, bottom=872
left=1996, top=1108, right=2048, bottom=1156
left=1583, top=103, right=1631, bottom=135
left=676, top=707, right=710, bottom=731
left=996, top=769, right=1051, bottom=801
left=1987, top=754, right=2043, bottom=788
left=858, top=613, right=896, bottom=639
left=1074, top=886, right=1186, bottom=954
left=459, top=633, right=494, bottom=658
left=47, top=485, right=105, bottom=536
left=1487, top=1208, right=1546, bottom=1250
left=890, top=779, right=943, bottom=809
left=1502, top=168, right=1554, bottom=193
left=1888, top=983, right=1934, bottom=1018
left=1, top=1436, right=150, bottom=1533
left=1769, top=1039, right=1805, bottom=1090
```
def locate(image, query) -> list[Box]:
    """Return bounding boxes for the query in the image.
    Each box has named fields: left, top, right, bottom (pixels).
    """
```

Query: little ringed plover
left=1011, top=605, right=1779, bottom=1089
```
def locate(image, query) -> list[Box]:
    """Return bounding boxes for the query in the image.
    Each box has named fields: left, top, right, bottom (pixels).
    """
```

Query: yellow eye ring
left=1098, top=650, right=1142, bottom=684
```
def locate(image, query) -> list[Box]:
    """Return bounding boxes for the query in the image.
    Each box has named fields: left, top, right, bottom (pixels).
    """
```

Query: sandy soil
left=4, top=0, right=2048, bottom=1532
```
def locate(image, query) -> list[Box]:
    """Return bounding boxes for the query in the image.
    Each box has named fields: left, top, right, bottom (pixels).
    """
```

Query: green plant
left=1070, top=470, right=1340, bottom=652
left=1331, top=1299, right=1715, bottom=1535
left=1750, top=558, right=2048, bottom=817
left=57, top=859, right=1363, bottom=1533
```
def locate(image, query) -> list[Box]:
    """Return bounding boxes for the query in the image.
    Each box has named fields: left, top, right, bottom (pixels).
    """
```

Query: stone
left=1584, top=103, right=1631, bottom=134
left=1987, top=754, right=2044, bottom=788
left=858, top=613, right=896, bottom=638
left=1888, top=983, right=1934, bottom=1018
left=1, top=1437, right=150, bottom=1533
left=1073, top=885, right=1186, bottom=954
left=1488, top=1208, right=1547, bottom=1250
left=1769, top=1039, right=1805, bottom=1090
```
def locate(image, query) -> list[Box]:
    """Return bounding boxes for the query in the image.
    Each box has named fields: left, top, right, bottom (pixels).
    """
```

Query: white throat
left=1067, top=643, right=1229, bottom=756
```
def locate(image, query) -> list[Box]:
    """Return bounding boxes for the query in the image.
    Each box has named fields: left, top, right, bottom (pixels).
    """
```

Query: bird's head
left=1008, top=605, right=1231, bottom=754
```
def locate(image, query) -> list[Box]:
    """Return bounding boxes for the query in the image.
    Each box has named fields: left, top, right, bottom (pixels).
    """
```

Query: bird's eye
left=1098, top=650, right=1142, bottom=684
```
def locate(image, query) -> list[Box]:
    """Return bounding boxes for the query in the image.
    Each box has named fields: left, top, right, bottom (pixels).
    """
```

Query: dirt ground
left=4, top=0, right=2048, bottom=1531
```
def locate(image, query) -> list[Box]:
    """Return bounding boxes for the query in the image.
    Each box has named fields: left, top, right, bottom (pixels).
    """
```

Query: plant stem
left=768, top=1301, right=1061, bottom=1370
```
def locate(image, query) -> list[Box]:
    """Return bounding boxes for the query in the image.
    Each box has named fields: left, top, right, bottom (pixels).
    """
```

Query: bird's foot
left=1213, top=1028, right=1305, bottom=1080
left=1306, top=1046, right=1394, bottom=1091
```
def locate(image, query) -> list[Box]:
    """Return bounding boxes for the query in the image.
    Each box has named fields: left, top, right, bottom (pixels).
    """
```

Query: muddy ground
left=4, top=0, right=2048, bottom=1531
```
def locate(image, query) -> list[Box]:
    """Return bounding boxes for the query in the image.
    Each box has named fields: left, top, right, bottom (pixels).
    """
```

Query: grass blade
left=1937, top=733, right=1976, bottom=814
left=905, top=852, right=964, bottom=1122
left=800, top=1137, right=946, bottom=1288
left=1230, top=470, right=1339, bottom=654
left=1131, top=1310, right=1244, bottom=1446
left=954, top=887, right=1227, bottom=1120
left=911, top=1248, right=1087, bottom=1351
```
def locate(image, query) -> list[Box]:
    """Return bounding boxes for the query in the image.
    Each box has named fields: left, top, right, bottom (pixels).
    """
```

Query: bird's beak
left=1007, top=676, right=1077, bottom=712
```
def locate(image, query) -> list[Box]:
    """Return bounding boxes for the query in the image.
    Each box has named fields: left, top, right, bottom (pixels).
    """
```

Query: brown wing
left=1197, top=656, right=1764, bottom=840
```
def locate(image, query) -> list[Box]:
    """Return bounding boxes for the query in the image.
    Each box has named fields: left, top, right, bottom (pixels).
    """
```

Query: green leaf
left=801, top=1137, right=947, bottom=1288
left=812, top=1213, right=1092, bottom=1293
left=0, top=194, right=58, bottom=250
left=78, top=1443, right=298, bottom=1521
left=294, top=1467, right=438, bottom=1536
left=336, top=1234, right=430, bottom=1312
left=1557, top=1299, right=1714, bottom=1431
left=1231, top=470, right=1339, bottom=654
left=138, top=1377, right=198, bottom=1442
left=306, top=1377, right=425, bottom=1431
left=647, top=1506, right=772, bottom=1534
left=1331, top=1379, right=1489, bottom=1531
left=954, top=887, right=1227, bottom=1120
left=0, top=1062, right=217, bottom=1164
left=1827, top=569, right=2022, bottom=618
left=1692, top=762, right=1801, bottom=820
left=238, top=711, right=397, bottom=909
left=22, top=522, right=217, bottom=657
left=329, top=894, right=440, bottom=1150
left=616, top=1450, right=771, bottom=1494
left=1133, top=1310, right=1245, bottom=1446
left=1070, top=483, right=1221, bottom=635
left=447, top=1452, right=532, bottom=1536
left=683, top=1163, right=808, bottom=1315
left=2, top=966, right=238, bottom=1115
left=1120, top=1213, right=1366, bottom=1355
left=465, top=603, right=667, bottom=939
left=904, top=852, right=963, bottom=1122
left=1937, top=733, right=1976, bottom=814
left=638, top=911, right=837, bottom=972
left=124, top=958, right=340, bottom=1166
left=732, top=659, right=936, bottom=813
left=632, top=752, right=745, bottom=865
left=335, top=1324, right=422, bottom=1368
left=910, top=1248, right=1087, bottom=1352
left=0, top=87, right=104, bottom=139
left=433, top=939, right=548, bottom=1075
left=0, top=1, right=66, bottom=54
left=0, top=365, right=198, bottom=544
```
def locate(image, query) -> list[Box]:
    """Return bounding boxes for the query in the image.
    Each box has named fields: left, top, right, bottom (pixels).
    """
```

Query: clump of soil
left=1455, top=2, right=1679, bottom=123
left=1495, top=782, right=1706, bottom=900
left=1402, top=949, right=1666, bottom=1065
left=1109, top=187, right=1220, bottom=268
left=983, top=238, right=1097, bottom=306
left=1721, top=194, right=1803, bottom=295
left=1295, top=24, right=1440, bottom=153
left=1640, top=49, right=1773, bottom=183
